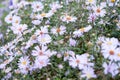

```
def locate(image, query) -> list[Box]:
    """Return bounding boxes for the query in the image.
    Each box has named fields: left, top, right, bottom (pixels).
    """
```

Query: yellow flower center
left=22, top=61, right=27, bottom=65
left=41, top=38, right=46, bottom=42
left=107, top=41, right=112, bottom=45
left=64, top=53, right=69, bottom=57
left=15, top=20, right=19, bottom=23
left=66, top=16, right=72, bottom=21
left=41, top=13, right=46, bottom=17
left=117, top=53, right=120, bottom=57
left=79, top=28, right=85, bottom=32
left=88, top=0, right=93, bottom=2
left=31, top=35, right=37, bottom=40
left=111, top=0, right=115, bottom=3
left=86, top=73, right=92, bottom=78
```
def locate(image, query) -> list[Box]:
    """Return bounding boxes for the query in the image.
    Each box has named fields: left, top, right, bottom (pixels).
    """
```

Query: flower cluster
left=98, top=37, right=120, bottom=77
left=0, top=0, right=120, bottom=80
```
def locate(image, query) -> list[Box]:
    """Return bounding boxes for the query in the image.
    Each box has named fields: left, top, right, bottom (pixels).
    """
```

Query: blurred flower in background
left=9, top=0, right=18, bottom=9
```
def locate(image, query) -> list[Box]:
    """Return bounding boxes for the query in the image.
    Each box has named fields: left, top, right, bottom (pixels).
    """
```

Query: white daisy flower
left=35, top=26, right=48, bottom=36
left=86, top=0, right=96, bottom=5
left=60, top=14, right=77, bottom=23
left=32, top=20, right=41, bottom=25
left=10, top=24, right=28, bottom=35
left=5, top=14, right=13, bottom=24
left=69, top=38, right=77, bottom=46
left=107, top=0, right=119, bottom=6
left=32, top=45, right=48, bottom=56
left=38, top=34, right=52, bottom=45
left=102, top=62, right=119, bottom=77
left=64, top=51, right=75, bottom=61
left=18, top=56, right=30, bottom=69
left=101, top=37, right=119, bottom=49
left=31, top=1, right=44, bottom=12
left=51, top=25, right=66, bottom=35
left=88, top=13, right=97, bottom=23
left=50, top=2, right=62, bottom=10
left=36, top=12, right=47, bottom=20
left=81, top=67, right=97, bottom=80
left=69, top=54, right=92, bottom=69
left=34, top=56, right=49, bottom=69
left=73, top=25, right=92, bottom=37
left=19, top=68, right=29, bottom=75
left=12, top=15, right=21, bottom=26
left=101, top=46, right=117, bottom=61
left=115, top=48, right=120, bottom=61
left=17, top=0, right=30, bottom=9
left=93, top=5, right=106, bottom=17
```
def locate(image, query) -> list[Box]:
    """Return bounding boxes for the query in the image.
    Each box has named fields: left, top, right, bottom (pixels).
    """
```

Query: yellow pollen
left=86, top=73, right=92, bottom=78
left=41, top=13, right=46, bottom=17
left=117, top=53, right=120, bottom=57
left=66, top=16, right=71, bottom=20
left=22, top=61, right=26, bottom=65
left=64, top=53, right=69, bottom=57
left=79, top=28, right=85, bottom=32
left=15, top=20, right=19, bottom=23
left=107, top=41, right=112, bottom=45
left=31, top=35, right=37, bottom=40
left=41, top=38, right=46, bottom=42
left=111, top=0, right=115, bottom=3
left=88, top=0, right=93, bottom=2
